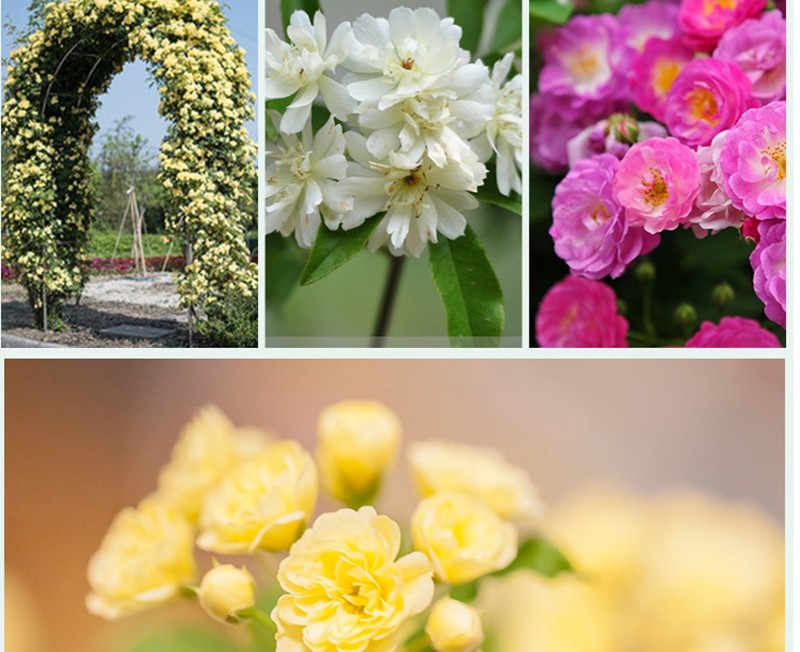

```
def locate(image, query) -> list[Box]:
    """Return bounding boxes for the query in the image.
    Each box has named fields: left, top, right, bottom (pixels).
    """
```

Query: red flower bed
left=1, top=256, right=185, bottom=282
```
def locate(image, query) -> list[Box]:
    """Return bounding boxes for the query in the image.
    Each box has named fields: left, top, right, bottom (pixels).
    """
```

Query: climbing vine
left=2, top=0, right=256, bottom=328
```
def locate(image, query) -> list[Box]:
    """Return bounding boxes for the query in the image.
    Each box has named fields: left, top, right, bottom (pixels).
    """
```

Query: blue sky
left=1, top=0, right=258, bottom=156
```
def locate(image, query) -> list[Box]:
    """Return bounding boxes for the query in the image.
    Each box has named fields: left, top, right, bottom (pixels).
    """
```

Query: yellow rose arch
left=1, top=0, right=256, bottom=328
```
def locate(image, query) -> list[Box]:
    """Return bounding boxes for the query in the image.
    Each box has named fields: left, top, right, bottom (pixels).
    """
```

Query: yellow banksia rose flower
left=411, top=491, right=517, bottom=585
left=476, top=571, right=617, bottom=652
left=272, top=506, right=435, bottom=652
left=156, top=405, right=239, bottom=522
left=198, top=562, right=256, bottom=624
left=630, top=491, right=784, bottom=652
left=542, top=484, right=649, bottom=596
left=408, top=441, right=544, bottom=523
left=426, top=597, right=484, bottom=652
left=197, top=440, right=318, bottom=553
left=316, top=400, right=401, bottom=507
left=86, top=499, right=197, bottom=619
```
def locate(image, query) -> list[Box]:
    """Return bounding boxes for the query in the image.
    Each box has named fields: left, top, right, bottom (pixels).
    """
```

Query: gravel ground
left=1, top=273, right=196, bottom=348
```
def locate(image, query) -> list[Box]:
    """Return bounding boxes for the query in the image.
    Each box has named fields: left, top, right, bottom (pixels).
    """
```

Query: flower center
left=277, top=143, right=310, bottom=180
left=687, top=87, right=719, bottom=125
left=589, top=204, right=610, bottom=225
left=567, top=46, right=600, bottom=82
left=401, top=57, right=414, bottom=70
left=642, top=167, right=669, bottom=207
left=761, top=141, right=786, bottom=181
left=704, top=0, right=737, bottom=14
left=654, top=59, right=682, bottom=97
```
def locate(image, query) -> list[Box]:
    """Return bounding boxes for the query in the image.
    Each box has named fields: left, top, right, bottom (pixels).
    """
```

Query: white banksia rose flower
left=474, top=53, right=523, bottom=197
left=197, top=440, right=318, bottom=554
left=408, top=440, right=545, bottom=523
left=265, top=10, right=355, bottom=133
left=341, top=132, right=485, bottom=257
left=86, top=499, right=197, bottom=620
left=354, top=65, right=494, bottom=168
left=411, top=491, right=518, bottom=585
left=426, top=597, right=484, bottom=652
left=343, top=7, right=471, bottom=111
left=265, top=113, right=353, bottom=248
left=271, top=506, right=435, bottom=652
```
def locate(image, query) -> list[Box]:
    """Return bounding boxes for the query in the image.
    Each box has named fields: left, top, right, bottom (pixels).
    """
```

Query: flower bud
left=741, top=216, right=760, bottom=245
left=634, top=260, right=656, bottom=283
left=426, top=597, right=484, bottom=652
left=674, top=302, right=698, bottom=327
left=316, top=401, right=401, bottom=507
left=198, top=564, right=255, bottom=624
left=711, top=283, right=735, bottom=309
left=608, top=113, right=640, bottom=145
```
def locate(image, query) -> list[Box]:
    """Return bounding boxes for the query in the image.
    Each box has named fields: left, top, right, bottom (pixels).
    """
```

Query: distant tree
left=94, top=116, right=167, bottom=232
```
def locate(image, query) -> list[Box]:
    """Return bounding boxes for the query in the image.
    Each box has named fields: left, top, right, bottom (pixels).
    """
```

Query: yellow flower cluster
left=477, top=484, right=785, bottom=652
left=2, top=0, right=256, bottom=325
left=87, top=401, right=547, bottom=652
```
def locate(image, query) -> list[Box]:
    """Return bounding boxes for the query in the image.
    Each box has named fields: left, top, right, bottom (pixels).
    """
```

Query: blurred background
left=5, top=358, right=784, bottom=651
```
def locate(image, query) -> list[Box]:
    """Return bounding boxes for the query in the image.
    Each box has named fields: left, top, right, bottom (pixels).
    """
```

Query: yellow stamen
left=654, top=59, right=681, bottom=97
left=643, top=168, right=669, bottom=207
left=761, top=142, right=786, bottom=181
left=687, top=87, right=719, bottom=125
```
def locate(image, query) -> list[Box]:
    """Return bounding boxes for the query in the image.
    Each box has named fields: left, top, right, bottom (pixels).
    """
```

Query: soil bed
left=1, top=273, right=197, bottom=348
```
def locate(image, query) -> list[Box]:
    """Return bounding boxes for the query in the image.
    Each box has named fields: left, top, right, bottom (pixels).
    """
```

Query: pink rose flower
left=714, top=10, right=786, bottom=104
left=618, top=0, right=681, bottom=52
left=630, top=37, right=695, bottom=123
left=530, top=94, right=589, bottom=174
left=719, top=101, right=786, bottom=220
left=684, top=316, right=780, bottom=347
left=686, top=130, right=745, bottom=236
left=550, top=154, right=660, bottom=279
left=535, top=276, right=629, bottom=347
left=612, top=137, right=701, bottom=234
left=678, top=0, right=767, bottom=53
left=750, top=218, right=786, bottom=328
left=567, top=115, right=668, bottom=167
left=664, top=58, right=758, bottom=148
left=538, top=14, right=633, bottom=121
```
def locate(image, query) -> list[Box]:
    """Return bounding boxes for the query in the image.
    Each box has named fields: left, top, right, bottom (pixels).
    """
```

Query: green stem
left=403, top=630, right=432, bottom=652
left=371, top=254, right=405, bottom=347
left=641, top=282, right=656, bottom=340
left=241, top=606, right=277, bottom=633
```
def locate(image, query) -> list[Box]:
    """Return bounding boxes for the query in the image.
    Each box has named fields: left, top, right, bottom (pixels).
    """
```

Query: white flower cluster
left=265, top=7, right=522, bottom=257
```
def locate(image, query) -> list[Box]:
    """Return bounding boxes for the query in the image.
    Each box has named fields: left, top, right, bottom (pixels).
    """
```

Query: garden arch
left=2, top=0, right=257, bottom=328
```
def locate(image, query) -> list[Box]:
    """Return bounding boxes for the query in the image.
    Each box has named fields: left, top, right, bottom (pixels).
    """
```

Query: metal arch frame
left=41, top=36, right=126, bottom=117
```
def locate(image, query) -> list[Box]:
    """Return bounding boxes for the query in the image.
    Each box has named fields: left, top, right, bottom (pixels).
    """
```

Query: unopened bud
left=674, top=302, right=698, bottom=327
left=426, top=597, right=484, bottom=652
left=198, top=563, right=255, bottom=624
left=711, top=283, right=735, bottom=308
left=609, top=113, right=640, bottom=144
left=634, top=260, right=656, bottom=283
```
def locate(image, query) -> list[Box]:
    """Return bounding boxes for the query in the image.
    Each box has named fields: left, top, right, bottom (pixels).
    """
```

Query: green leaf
left=428, top=225, right=504, bottom=346
left=300, top=218, right=381, bottom=285
left=475, top=185, right=522, bottom=215
left=530, top=0, right=573, bottom=24
left=495, top=538, right=574, bottom=578
left=449, top=580, right=480, bottom=602
left=280, top=0, right=321, bottom=32
left=492, top=0, right=522, bottom=52
left=448, top=0, right=485, bottom=54
left=127, top=627, right=236, bottom=652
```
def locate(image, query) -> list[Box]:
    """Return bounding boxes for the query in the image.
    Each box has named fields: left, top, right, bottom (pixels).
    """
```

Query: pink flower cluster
left=533, top=0, right=787, bottom=345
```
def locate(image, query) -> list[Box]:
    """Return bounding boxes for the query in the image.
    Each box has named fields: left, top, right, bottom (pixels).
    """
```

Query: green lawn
left=88, top=228, right=180, bottom=259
